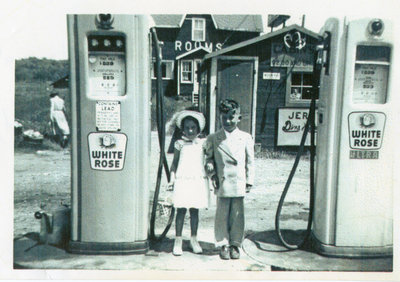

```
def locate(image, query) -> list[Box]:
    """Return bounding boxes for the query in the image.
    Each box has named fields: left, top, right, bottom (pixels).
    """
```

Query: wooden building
left=151, top=14, right=263, bottom=104
left=198, top=24, right=320, bottom=148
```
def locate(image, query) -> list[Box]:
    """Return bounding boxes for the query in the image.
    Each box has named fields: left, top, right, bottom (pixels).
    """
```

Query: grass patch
left=255, top=147, right=312, bottom=160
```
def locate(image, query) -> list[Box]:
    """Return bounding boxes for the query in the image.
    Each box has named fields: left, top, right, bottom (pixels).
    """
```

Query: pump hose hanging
left=274, top=43, right=322, bottom=250
left=149, top=27, right=175, bottom=241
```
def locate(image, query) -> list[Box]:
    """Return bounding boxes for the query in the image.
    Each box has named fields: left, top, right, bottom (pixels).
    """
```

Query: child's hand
left=211, top=175, right=219, bottom=190
left=206, top=163, right=214, bottom=174
left=167, top=181, right=174, bottom=191
left=167, top=171, right=176, bottom=191
left=246, top=184, right=252, bottom=193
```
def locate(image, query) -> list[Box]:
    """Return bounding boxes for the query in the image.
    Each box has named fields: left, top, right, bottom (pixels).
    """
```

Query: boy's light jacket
left=204, top=128, right=254, bottom=197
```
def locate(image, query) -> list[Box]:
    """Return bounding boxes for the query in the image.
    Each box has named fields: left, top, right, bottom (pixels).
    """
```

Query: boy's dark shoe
left=220, top=245, right=230, bottom=260
left=230, top=245, right=240, bottom=259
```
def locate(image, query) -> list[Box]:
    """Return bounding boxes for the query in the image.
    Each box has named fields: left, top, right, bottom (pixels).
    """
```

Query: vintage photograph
left=6, top=1, right=399, bottom=280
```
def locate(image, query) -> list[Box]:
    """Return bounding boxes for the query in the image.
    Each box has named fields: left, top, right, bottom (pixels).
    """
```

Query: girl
left=168, top=110, right=209, bottom=256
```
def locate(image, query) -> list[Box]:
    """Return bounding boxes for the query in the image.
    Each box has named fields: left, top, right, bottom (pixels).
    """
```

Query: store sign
left=271, top=42, right=314, bottom=69
left=277, top=108, right=317, bottom=146
left=263, top=72, right=281, bottom=80
left=175, top=40, right=222, bottom=52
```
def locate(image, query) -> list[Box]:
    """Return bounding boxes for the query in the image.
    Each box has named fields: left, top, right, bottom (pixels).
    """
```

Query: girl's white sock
left=190, top=236, right=203, bottom=254
left=173, top=236, right=183, bottom=256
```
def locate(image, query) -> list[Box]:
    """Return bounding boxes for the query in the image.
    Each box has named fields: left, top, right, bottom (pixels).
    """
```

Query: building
left=198, top=24, right=320, bottom=148
left=51, top=14, right=264, bottom=106
left=151, top=14, right=263, bottom=104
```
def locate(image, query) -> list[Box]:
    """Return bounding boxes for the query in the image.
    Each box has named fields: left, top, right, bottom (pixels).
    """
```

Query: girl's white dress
left=173, top=137, right=209, bottom=209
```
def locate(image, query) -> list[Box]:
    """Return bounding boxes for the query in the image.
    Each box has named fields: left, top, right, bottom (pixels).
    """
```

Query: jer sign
left=277, top=108, right=317, bottom=146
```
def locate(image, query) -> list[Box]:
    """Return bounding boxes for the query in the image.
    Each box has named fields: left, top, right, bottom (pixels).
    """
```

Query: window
left=151, top=60, right=174, bottom=80
left=181, top=60, right=193, bottom=83
left=192, top=18, right=206, bottom=41
left=289, top=72, right=316, bottom=102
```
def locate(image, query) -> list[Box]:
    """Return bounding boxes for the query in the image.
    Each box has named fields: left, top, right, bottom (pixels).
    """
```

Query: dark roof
left=176, top=47, right=211, bottom=60
left=267, top=15, right=290, bottom=27
left=151, top=14, right=184, bottom=28
left=51, top=75, right=69, bottom=89
left=204, top=24, right=320, bottom=60
left=151, top=14, right=263, bottom=33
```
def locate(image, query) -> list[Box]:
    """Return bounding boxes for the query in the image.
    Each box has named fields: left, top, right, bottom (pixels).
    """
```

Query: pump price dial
left=88, top=54, right=126, bottom=96
left=353, top=63, right=389, bottom=104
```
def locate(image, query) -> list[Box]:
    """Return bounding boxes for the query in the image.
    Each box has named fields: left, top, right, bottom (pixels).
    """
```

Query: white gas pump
left=67, top=14, right=152, bottom=254
left=312, top=18, right=395, bottom=257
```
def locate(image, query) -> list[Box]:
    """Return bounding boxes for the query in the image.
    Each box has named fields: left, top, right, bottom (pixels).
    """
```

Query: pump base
left=67, top=240, right=149, bottom=255
left=311, top=233, right=392, bottom=258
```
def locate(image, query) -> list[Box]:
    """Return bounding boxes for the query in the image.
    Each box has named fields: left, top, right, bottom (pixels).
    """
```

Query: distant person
left=204, top=99, right=254, bottom=260
left=167, top=110, right=210, bottom=256
left=49, top=92, right=70, bottom=148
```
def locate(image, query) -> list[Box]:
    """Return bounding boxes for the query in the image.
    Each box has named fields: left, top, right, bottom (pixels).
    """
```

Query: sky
left=2, top=0, right=398, bottom=60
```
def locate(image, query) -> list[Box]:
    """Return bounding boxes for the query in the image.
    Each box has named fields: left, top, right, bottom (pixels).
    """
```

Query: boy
left=204, top=99, right=254, bottom=260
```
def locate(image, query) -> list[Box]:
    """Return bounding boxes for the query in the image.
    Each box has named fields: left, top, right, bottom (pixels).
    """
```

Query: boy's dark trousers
left=214, top=196, right=244, bottom=247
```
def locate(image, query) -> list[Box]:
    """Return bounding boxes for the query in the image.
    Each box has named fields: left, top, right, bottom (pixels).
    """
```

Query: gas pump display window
left=353, top=45, right=390, bottom=104
left=87, top=35, right=126, bottom=96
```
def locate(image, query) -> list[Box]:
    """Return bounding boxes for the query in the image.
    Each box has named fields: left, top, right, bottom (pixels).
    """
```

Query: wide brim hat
left=175, top=110, right=206, bottom=132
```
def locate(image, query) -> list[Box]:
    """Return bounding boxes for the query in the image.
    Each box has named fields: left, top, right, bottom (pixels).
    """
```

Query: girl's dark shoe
left=220, top=245, right=230, bottom=260
left=230, top=245, right=240, bottom=259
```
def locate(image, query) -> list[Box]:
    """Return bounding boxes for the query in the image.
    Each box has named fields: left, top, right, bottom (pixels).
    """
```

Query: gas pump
left=311, top=18, right=395, bottom=257
left=276, top=18, right=395, bottom=258
left=67, top=14, right=152, bottom=254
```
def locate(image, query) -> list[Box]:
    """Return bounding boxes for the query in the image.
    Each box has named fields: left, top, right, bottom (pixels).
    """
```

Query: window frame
left=285, top=71, right=316, bottom=106
left=180, top=60, right=194, bottom=83
left=151, top=60, right=174, bottom=80
left=191, top=18, right=206, bottom=42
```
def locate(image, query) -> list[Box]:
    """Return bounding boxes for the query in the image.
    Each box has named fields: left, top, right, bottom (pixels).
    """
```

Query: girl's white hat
left=175, top=110, right=206, bottom=131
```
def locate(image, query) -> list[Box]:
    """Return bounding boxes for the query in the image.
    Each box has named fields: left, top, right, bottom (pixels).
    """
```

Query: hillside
left=14, top=57, right=191, bottom=140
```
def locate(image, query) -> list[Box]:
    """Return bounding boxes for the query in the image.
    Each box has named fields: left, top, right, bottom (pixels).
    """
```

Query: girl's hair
left=181, top=115, right=200, bottom=133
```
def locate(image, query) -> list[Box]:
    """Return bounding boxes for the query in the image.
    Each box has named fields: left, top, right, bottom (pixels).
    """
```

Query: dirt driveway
left=14, top=133, right=311, bottom=245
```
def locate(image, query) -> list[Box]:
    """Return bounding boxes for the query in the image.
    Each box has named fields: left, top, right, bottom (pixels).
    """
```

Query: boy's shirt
left=204, top=128, right=254, bottom=198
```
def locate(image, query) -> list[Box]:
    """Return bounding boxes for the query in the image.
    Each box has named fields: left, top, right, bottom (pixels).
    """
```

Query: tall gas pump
left=67, top=14, right=152, bottom=254
left=312, top=18, right=395, bottom=257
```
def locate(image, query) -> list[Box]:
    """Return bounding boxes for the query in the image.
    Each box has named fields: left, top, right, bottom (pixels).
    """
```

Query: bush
left=151, top=95, right=192, bottom=131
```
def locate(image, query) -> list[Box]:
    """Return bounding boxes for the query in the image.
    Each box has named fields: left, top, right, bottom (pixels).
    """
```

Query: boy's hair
left=219, top=99, right=240, bottom=114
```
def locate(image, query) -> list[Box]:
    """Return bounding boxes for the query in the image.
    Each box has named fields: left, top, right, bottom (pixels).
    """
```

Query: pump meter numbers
left=88, top=54, right=126, bottom=96
left=353, top=63, right=389, bottom=104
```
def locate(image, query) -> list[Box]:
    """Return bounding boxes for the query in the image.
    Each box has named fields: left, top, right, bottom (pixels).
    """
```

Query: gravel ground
left=14, top=132, right=311, bottom=246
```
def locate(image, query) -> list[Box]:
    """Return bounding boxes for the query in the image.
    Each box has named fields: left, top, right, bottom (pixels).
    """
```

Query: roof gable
left=176, top=47, right=211, bottom=60
left=204, top=24, right=320, bottom=60
left=151, top=14, right=263, bottom=32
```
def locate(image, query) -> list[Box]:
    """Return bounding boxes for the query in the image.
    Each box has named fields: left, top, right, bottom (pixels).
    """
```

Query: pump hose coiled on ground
left=149, top=27, right=175, bottom=241
left=274, top=43, right=323, bottom=250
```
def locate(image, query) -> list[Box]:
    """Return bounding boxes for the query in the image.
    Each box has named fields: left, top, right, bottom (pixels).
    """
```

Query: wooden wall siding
left=152, top=15, right=261, bottom=98
left=204, top=34, right=318, bottom=147
left=213, top=40, right=287, bottom=147
left=179, top=84, right=194, bottom=97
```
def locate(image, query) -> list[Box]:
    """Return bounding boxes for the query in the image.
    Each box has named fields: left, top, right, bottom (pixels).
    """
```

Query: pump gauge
left=87, top=35, right=126, bottom=96
left=353, top=63, right=389, bottom=104
left=352, top=45, right=390, bottom=104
